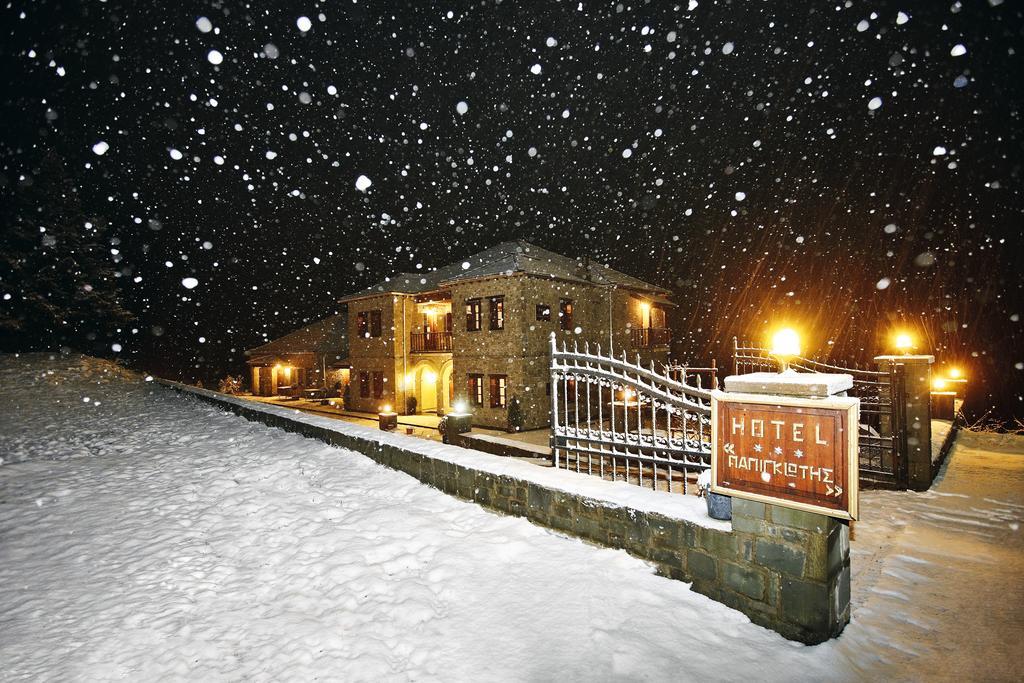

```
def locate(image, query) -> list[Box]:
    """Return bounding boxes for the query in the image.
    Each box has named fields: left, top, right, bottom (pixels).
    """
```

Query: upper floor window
left=359, top=371, right=370, bottom=398
left=536, top=304, right=551, bottom=322
left=489, top=375, right=507, bottom=409
left=489, top=296, right=505, bottom=331
left=468, top=373, right=484, bottom=406
left=559, top=298, right=574, bottom=331
left=465, top=298, right=482, bottom=332
left=357, top=310, right=382, bottom=338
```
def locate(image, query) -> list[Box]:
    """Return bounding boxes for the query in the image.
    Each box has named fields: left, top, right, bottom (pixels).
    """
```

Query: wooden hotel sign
left=711, top=393, right=859, bottom=520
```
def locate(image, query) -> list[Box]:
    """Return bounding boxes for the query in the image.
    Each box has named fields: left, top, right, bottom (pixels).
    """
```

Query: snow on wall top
left=163, top=380, right=728, bottom=531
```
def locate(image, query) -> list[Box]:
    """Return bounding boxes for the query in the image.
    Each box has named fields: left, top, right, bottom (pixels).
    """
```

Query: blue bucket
left=705, top=492, right=732, bottom=520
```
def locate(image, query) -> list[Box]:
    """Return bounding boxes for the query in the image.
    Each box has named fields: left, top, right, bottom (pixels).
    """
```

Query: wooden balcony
left=410, top=331, right=452, bottom=353
left=631, top=327, right=671, bottom=349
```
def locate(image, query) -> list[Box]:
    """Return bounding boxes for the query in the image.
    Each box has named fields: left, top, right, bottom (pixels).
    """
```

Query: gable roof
left=339, top=240, right=668, bottom=303
left=244, top=312, right=348, bottom=358
left=439, top=240, right=670, bottom=293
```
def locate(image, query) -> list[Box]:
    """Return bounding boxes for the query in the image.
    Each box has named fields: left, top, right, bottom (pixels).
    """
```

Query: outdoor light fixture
left=424, top=370, right=437, bottom=384
left=770, top=328, right=801, bottom=372
left=894, top=332, right=914, bottom=354
left=454, top=400, right=468, bottom=414
left=948, top=367, right=962, bottom=379
left=932, top=378, right=948, bottom=391
left=382, top=404, right=392, bottom=413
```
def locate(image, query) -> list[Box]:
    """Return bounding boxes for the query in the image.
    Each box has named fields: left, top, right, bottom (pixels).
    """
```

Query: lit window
left=489, top=296, right=504, bottom=330
left=559, top=299, right=574, bottom=331
left=489, top=375, right=507, bottom=408
left=468, top=373, right=484, bottom=406
left=465, top=299, right=482, bottom=332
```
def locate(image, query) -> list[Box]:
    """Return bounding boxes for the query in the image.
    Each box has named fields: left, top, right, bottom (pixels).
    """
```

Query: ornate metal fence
left=732, top=338, right=908, bottom=489
left=549, top=333, right=713, bottom=493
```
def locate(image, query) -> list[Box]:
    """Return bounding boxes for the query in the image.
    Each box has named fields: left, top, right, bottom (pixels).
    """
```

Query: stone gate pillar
left=876, top=354, right=934, bottom=491
left=721, top=372, right=853, bottom=643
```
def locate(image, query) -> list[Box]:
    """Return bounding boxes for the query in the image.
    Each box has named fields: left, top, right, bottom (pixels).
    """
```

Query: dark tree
left=0, top=150, right=132, bottom=354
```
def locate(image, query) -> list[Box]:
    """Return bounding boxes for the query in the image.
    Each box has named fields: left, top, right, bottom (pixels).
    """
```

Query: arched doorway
left=416, top=364, right=438, bottom=413
left=439, top=362, right=453, bottom=414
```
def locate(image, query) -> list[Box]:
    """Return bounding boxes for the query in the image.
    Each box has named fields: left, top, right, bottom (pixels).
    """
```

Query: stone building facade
left=340, top=241, right=673, bottom=429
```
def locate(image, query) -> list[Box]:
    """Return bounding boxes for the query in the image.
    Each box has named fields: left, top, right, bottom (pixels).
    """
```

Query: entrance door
left=258, top=367, right=272, bottom=395
left=417, top=365, right=438, bottom=413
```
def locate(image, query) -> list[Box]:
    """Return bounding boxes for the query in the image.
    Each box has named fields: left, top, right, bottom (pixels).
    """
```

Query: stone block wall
left=160, top=380, right=850, bottom=645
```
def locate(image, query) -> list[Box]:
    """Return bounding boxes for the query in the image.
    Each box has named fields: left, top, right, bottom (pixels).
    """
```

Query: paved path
left=846, top=430, right=1024, bottom=681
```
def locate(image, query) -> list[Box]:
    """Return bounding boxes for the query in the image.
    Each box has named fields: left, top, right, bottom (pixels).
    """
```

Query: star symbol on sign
left=753, top=444, right=763, bottom=453
left=794, top=449, right=804, bottom=458
left=773, top=446, right=783, bottom=455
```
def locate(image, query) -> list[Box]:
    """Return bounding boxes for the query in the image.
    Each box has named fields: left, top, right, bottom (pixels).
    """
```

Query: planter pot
left=705, top=492, right=732, bottom=520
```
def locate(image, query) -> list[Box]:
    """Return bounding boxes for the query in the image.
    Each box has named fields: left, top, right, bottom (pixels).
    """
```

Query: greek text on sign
left=711, top=392, right=859, bottom=520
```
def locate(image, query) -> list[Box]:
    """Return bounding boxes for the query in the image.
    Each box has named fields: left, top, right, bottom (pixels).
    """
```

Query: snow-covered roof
left=244, top=312, right=348, bottom=359
left=339, top=240, right=670, bottom=303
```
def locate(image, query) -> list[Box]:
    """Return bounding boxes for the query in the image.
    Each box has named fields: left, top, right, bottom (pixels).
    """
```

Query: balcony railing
left=410, top=331, right=452, bottom=353
left=631, top=327, right=672, bottom=349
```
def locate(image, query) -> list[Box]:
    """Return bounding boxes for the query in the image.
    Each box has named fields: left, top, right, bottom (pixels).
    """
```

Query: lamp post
left=770, top=327, right=801, bottom=373
left=894, top=332, right=914, bottom=355
left=378, top=404, right=398, bottom=431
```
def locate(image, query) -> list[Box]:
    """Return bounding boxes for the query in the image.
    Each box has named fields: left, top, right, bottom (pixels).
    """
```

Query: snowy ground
left=1, top=355, right=1021, bottom=681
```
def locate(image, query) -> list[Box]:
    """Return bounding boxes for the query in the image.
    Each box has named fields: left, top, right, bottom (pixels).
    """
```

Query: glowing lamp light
left=770, top=328, right=801, bottom=372
left=948, top=367, right=962, bottom=379
left=932, top=378, right=947, bottom=391
left=381, top=404, right=392, bottom=414
left=894, top=332, right=914, bottom=354
left=423, top=370, right=437, bottom=384
left=454, top=400, right=468, bottom=414
left=623, top=388, right=636, bottom=403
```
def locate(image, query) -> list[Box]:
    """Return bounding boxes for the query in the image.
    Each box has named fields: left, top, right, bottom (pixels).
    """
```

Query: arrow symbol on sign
left=826, top=484, right=834, bottom=496
left=724, top=443, right=735, bottom=455
left=835, top=486, right=843, bottom=497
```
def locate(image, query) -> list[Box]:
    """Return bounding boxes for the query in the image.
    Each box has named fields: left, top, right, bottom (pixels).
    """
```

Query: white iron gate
left=549, top=333, right=713, bottom=493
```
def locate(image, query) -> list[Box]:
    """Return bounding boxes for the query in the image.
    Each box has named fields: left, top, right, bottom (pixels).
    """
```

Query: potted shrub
left=507, top=396, right=524, bottom=432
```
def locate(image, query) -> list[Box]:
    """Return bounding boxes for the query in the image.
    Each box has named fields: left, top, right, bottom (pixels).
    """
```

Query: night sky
left=1, top=1, right=1022, bottom=420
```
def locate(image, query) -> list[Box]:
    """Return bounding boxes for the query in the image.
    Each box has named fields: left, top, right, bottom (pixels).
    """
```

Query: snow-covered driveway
left=2, top=354, right=1022, bottom=681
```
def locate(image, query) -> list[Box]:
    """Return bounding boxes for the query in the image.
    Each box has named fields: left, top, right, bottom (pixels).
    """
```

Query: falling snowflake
left=297, top=16, right=312, bottom=32
left=355, top=175, right=372, bottom=192
left=91, top=141, right=109, bottom=156
left=181, top=277, right=199, bottom=290
left=207, top=49, right=223, bottom=65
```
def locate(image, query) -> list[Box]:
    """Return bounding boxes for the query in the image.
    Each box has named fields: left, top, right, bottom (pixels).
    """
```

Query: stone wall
left=446, top=274, right=669, bottom=430
left=159, top=380, right=849, bottom=644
